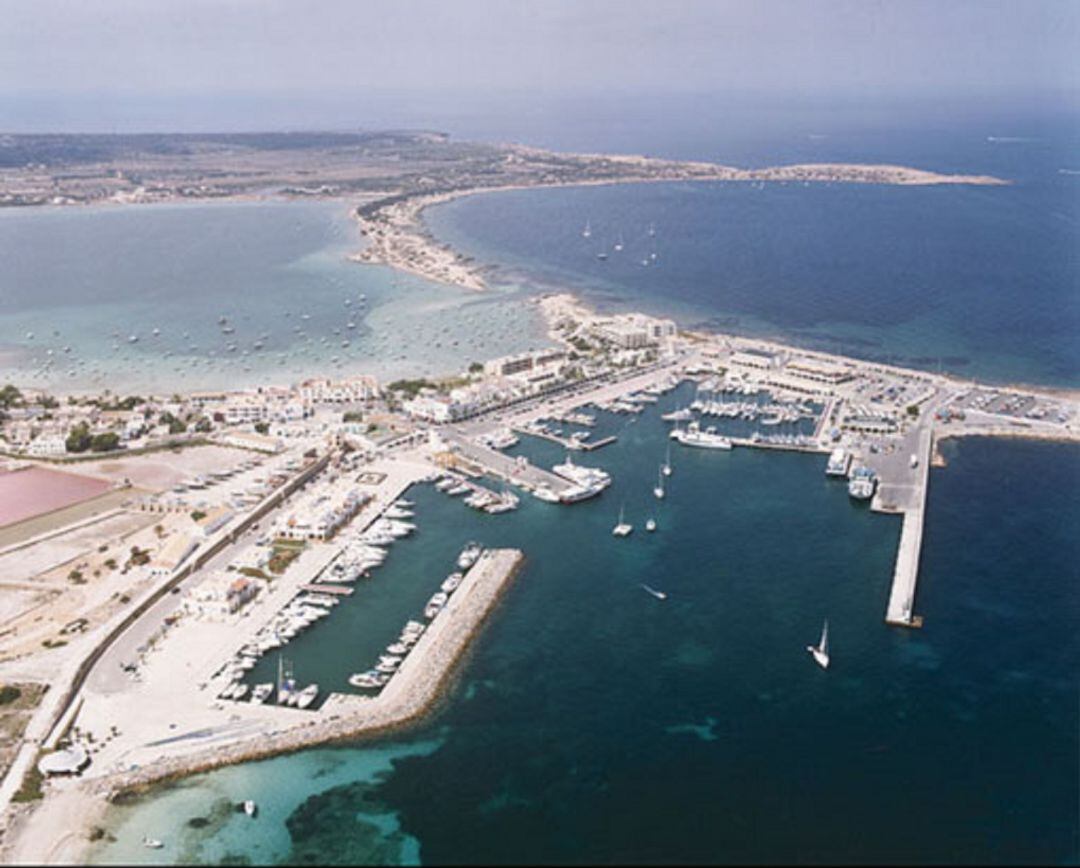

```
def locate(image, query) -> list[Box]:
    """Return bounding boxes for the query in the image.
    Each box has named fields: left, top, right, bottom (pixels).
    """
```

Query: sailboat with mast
left=806, top=620, right=830, bottom=669
left=582, top=220, right=592, bottom=239
left=612, top=503, right=633, bottom=537
left=662, top=443, right=673, bottom=477
left=653, top=465, right=665, bottom=499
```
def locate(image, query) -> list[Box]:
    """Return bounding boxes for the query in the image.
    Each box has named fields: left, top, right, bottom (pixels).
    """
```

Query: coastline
left=347, top=163, right=1009, bottom=293
left=0, top=548, right=525, bottom=865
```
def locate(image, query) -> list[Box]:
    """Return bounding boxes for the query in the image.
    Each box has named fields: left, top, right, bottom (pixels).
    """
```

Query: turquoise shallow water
left=90, top=388, right=1080, bottom=864
left=0, top=200, right=547, bottom=394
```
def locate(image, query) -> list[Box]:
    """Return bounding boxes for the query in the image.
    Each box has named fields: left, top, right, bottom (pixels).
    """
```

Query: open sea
left=4, top=101, right=1074, bottom=863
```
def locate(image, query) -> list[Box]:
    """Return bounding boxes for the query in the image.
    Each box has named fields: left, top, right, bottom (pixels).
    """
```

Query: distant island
left=0, top=130, right=1007, bottom=290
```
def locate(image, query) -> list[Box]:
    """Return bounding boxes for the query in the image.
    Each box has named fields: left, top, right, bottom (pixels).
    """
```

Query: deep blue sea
left=92, top=386, right=1079, bottom=865
left=425, top=105, right=1080, bottom=387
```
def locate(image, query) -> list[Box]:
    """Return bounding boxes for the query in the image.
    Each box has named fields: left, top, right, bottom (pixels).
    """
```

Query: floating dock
left=301, top=583, right=353, bottom=596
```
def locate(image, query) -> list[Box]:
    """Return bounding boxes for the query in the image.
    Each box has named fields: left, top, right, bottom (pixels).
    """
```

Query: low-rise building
left=183, top=572, right=260, bottom=619
left=216, top=430, right=283, bottom=453
left=149, top=532, right=199, bottom=579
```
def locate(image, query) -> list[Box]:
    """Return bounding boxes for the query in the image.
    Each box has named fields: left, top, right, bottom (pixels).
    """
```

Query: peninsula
left=2, top=131, right=1006, bottom=291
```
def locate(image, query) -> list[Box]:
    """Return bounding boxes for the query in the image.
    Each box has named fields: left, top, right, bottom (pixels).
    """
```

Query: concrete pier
left=882, top=427, right=933, bottom=627
left=441, top=431, right=573, bottom=496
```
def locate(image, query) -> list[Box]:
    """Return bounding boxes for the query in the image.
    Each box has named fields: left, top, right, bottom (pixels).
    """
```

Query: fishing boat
left=807, top=620, right=830, bottom=669
left=612, top=503, right=633, bottom=537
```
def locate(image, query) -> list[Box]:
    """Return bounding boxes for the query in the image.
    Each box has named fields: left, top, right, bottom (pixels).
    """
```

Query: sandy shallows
left=0, top=466, right=112, bottom=528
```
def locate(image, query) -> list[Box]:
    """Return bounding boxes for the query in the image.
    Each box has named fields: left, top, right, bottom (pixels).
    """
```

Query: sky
left=1, top=0, right=1077, bottom=132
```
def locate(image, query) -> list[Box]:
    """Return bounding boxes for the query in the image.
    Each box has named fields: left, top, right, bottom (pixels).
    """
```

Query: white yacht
left=612, top=504, right=633, bottom=537
left=457, top=542, right=482, bottom=570
left=424, top=591, right=449, bottom=619
left=350, top=670, right=389, bottom=689
left=251, top=683, right=274, bottom=704
left=441, top=572, right=464, bottom=593
left=807, top=620, right=830, bottom=669
left=670, top=421, right=733, bottom=450
left=295, top=683, right=319, bottom=709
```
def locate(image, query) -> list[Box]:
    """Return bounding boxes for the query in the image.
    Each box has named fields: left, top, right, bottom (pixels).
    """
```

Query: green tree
left=254, top=421, right=269, bottom=434
left=65, top=422, right=92, bottom=453
left=0, top=384, right=22, bottom=408
left=89, top=432, right=120, bottom=452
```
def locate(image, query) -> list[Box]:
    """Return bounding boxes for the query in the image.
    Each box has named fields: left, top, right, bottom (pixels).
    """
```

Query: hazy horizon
left=2, top=0, right=1077, bottom=135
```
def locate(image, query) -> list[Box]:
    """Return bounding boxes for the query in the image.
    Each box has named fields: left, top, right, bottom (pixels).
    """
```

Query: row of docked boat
left=748, top=431, right=816, bottom=448
left=435, top=473, right=520, bottom=515
left=349, top=543, right=482, bottom=691
left=348, top=620, right=426, bottom=689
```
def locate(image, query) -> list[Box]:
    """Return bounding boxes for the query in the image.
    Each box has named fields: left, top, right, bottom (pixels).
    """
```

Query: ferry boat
left=532, top=485, right=561, bottom=503
left=670, top=421, right=733, bottom=450
left=807, top=620, right=830, bottom=669
left=457, top=542, right=482, bottom=570
left=552, top=454, right=612, bottom=490
left=847, top=466, right=876, bottom=500
left=825, top=448, right=851, bottom=477
left=558, top=483, right=604, bottom=503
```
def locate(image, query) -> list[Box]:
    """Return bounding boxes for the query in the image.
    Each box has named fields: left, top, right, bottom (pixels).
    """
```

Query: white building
left=298, top=375, right=380, bottom=404
left=183, top=572, right=260, bottom=619
left=402, top=394, right=461, bottom=423
left=592, top=314, right=677, bottom=349
left=216, top=430, right=283, bottom=453
left=27, top=435, right=67, bottom=457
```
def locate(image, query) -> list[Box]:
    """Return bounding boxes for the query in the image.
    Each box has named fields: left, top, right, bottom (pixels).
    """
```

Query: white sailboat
left=653, top=466, right=665, bottom=499
left=662, top=444, right=672, bottom=477
left=645, top=518, right=657, bottom=532
left=582, top=220, right=592, bottom=239
left=807, top=620, right=830, bottom=669
left=612, top=503, right=633, bottom=537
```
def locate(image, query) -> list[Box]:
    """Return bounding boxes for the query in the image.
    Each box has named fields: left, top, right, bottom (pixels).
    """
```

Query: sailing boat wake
left=641, top=583, right=667, bottom=600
